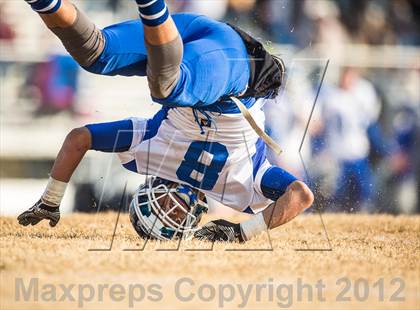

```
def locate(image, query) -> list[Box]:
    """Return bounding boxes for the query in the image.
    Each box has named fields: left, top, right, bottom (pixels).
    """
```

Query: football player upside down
left=17, top=0, right=314, bottom=242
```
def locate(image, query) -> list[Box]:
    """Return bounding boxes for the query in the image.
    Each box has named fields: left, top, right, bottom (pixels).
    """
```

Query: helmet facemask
left=129, top=176, right=208, bottom=241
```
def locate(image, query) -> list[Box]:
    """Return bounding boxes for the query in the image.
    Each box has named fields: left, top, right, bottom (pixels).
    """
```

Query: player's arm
left=17, top=127, right=91, bottom=227
left=195, top=167, right=314, bottom=242
left=17, top=120, right=135, bottom=227
left=25, top=0, right=182, bottom=91
left=134, top=0, right=238, bottom=107
left=24, top=0, right=150, bottom=76
left=134, top=0, right=183, bottom=99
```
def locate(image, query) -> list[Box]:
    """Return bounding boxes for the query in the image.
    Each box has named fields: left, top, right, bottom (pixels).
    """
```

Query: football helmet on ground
left=129, top=176, right=208, bottom=240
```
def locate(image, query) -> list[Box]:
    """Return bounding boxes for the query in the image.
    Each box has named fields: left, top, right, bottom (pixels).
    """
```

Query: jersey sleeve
left=255, top=163, right=298, bottom=201
left=85, top=117, right=148, bottom=172
left=85, top=117, right=147, bottom=154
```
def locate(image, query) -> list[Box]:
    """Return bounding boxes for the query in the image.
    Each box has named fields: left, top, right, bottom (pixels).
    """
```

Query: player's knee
left=65, top=127, right=91, bottom=152
left=50, top=8, right=105, bottom=69
left=289, top=181, right=314, bottom=208
left=148, top=75, right=179, bottom=99
left=146, top=36, right=183, bottom=99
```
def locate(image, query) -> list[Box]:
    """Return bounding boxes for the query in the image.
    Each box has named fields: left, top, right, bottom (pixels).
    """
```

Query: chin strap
left=230, top=97, right=283, bottom=156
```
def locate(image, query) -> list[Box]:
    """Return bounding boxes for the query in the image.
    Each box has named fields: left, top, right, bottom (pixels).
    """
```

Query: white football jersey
left=322, top=79, right=380, bottom=161
left=118, top=99, right=273, bottom=213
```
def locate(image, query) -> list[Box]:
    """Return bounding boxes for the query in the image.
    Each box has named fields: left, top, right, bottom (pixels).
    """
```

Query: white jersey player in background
left=318, top=67, right=388, bottom=212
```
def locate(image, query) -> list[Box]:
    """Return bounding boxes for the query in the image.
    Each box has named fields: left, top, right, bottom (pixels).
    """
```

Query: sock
left=25, top=0, right=62, bottom=14
left=135, top=0, right=169, bottom=27
left=240, top=212, right=268, bottom=241
left=41, top=176, right=67, bottom=207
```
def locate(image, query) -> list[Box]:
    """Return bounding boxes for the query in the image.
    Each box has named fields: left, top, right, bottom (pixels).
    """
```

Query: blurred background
left=0, top=0, right=418, bottom=216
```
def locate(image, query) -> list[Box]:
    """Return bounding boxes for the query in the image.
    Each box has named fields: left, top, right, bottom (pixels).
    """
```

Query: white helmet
left=129, top=176, right=208, bottom=241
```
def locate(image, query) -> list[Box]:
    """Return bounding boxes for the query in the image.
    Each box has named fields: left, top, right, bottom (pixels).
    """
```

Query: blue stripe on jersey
left=260, top=166, right=298, bottom=201
left=251, top=138, right=266, bottom=178
left=85, top=120, right=133, bottom=152
left=123, top=160, right=138, bottom=172
left=144, top=107, right=170, bottom=141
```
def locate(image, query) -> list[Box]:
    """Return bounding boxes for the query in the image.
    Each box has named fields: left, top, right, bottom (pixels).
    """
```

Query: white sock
left=240, top=212, right=268, bottom=241
left=41, top=177, right=67, bottom=207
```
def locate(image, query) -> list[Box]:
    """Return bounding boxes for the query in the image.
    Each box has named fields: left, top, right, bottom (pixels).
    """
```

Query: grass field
left=1, top=212, right=419, bottom=309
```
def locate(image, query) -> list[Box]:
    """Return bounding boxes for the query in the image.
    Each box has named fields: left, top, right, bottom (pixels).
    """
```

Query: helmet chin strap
left=230, top=97, right=283, bottom=155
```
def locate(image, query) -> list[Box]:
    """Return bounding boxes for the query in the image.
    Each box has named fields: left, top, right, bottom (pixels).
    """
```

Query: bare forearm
left=50, top=127, right=91, bottom=183
left=263, top=181, right=314, bottom=229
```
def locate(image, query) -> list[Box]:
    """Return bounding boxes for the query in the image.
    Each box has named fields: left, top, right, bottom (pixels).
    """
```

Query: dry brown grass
left=1, top=212, right=419, bottom=309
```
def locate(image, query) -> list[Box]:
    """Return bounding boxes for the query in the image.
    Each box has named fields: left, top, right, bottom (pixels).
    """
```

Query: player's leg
left=24, top=0, right=76, bottom=27
left=23, top=0, right=105, bottom=68
left=355, top=158, right=375, bottom=212
left=25, top=0, right=181, bottom=88
left=153, top=15, right=250, bottom=106
left=37, top=1, right=75, bottom=27
left=134, top=0, right=183, bottom=98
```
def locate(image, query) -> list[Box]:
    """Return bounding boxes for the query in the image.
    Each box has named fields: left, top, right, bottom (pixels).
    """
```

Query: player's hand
left=194, top=219, right=245, bottom=243
left=17, top=199, right=60, bottom=227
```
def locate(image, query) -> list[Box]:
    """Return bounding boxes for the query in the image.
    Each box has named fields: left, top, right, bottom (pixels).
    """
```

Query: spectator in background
left=303, top=0, right=349, bottom=52
left=389, top=0, right=420, bottom=45
left=384, top=68, right=419, bottom=213
left=318, top=67, right=391, bottom=212
left=28, top=54, right=80, bottom=116
left=224, top=0, right=257, bottom=27
left=335, top=0, right=420, bottom=46
left=0, top=4, right=15, bottom=41
left=388, top=105, right=419, bottom=212
left=106, top=0, right=122, bottom=13
left=357, top=1, right=395, bottom=45
left=254, top=0, right=301, bottom=45
left=335, top=0, right=368, bottom=38
left=0, top=3, right=16, bottom=78
left=168, top=0, right=228, bottom=21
